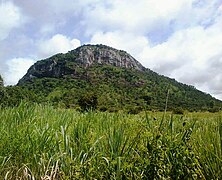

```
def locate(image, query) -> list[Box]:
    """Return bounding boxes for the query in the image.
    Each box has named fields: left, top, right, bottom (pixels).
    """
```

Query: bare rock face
left=73, top=45, right=145, bottom=71
left=18, top=44, right=146, bottom=85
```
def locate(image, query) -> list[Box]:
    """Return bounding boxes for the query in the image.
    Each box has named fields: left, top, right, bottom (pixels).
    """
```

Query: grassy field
left=0, top=102, right=222, bottom=179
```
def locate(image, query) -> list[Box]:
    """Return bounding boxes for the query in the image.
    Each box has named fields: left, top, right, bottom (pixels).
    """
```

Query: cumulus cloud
left=90, top=31, right=149, bottom=56
left=82, top=0, right=221, bottom=47
left=83, top=0, right=186, bottom=35
left=137, top=19, right=222, bottom=99
left=0, top=1, right=24, bottom=40
left=38, top=34, right=81, bottom=58
left=3, top=58, right=35, bottom=85
left=12, top=0, right=100, bottom=37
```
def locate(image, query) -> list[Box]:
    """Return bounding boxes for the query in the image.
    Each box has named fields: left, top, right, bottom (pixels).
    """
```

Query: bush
left=0, top=75, right=3, bottom=86
left=78, top=93, right=98, bottom=111
left=127, top=106, right=143, bottom=114
left=208, top=107, right=220, bottom=113
left=173, top=108, right=184, bottom=115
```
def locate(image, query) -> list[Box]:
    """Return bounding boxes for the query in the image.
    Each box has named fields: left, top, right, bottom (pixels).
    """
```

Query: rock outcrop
left=73, top=45, right=145, bottom=70
left=18, top=44, right=146, bottom=85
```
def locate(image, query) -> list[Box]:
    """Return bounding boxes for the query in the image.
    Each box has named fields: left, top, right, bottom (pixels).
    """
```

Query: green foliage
left=141, top=95, right=152, bottom=105
left=0, top=75, right=4, bottom=100
left=0, top=86, right=38, bottom=107
left=0, top=75, right=3, bottom=86
left=78, top=93, right=98, bottom=111
left=173, top=108, right=185, bottom=115
left=10, top=63, right=222, bottom=112
left=0, top=103, right=221, bottom=179
left=208, top=106, right=221, bottom=113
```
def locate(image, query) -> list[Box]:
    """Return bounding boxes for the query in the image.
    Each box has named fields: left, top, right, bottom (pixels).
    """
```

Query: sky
left=0, top=0, right=222, bottom=100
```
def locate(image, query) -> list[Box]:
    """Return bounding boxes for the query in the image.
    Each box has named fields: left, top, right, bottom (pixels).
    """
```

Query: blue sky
left=0, top=0, right=222, bottom=99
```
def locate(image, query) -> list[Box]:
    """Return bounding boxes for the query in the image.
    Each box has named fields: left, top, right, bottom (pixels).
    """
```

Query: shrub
left=78, top=93, right=98, bottom=111
left=173, top=108, right=184, bottom=115
left=208, top=107, right=220, bottom=113
left=127, top=106, right=143, bottom=114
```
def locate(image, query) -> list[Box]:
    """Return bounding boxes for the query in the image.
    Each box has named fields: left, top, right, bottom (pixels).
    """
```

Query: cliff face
left=72, top=45, right=145, bottom=70
left=18, top=45, right=145, bottom=85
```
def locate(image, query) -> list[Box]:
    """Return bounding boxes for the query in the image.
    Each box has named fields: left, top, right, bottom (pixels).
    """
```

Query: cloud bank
left=37, top=34, right=81, bottom=58
left=0, top=1, right=24, bottom=40
left=0, top=0, right=222, bottom=99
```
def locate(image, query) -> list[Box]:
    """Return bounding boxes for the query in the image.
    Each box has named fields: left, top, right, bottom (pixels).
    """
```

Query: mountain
left=3, top=44, right=222, bottom=112
left=18, top=45, right=145, bottom=84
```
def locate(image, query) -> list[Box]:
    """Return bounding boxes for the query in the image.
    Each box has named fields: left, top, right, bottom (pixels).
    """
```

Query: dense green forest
left=0, top=75, right=3, bottom=86
left=0, top=45, right=222, bottom=113
left=0, top=75, right=5, bottom=101
left=0, top=69, right=221, bottom=113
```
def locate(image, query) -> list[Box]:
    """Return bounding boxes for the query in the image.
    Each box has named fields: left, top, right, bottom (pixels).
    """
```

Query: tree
left=78, top=93, right=98, bottom=111
left=0, top=75, right=6, bottom=104
left=0, top=75, right=3, bottom=87
left=142, top=95, right=152, bottom=105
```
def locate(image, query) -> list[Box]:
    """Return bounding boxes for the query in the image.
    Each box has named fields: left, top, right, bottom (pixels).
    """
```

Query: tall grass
left=0, top=102, right=221, bottom=179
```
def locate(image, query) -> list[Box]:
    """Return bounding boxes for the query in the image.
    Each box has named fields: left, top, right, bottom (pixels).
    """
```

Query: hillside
left=0, top=75, right=3, bottom=86
left=2, top=44, right=222, bottom=112
left=0, top=75, right=4, bottom=99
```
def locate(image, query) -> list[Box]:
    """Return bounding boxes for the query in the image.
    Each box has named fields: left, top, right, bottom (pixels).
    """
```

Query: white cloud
left=12, top=0, right=101, bottom=34
left=90, top=31, right=149, bottom=57
left=40, top=24, right=55, bottom=35
left=0, top=1, right=24, bottom=40
left=38, top=34, right=81, bottom=58
left=83, top=0, right=195, bottom=36
left=3, top=58, right=35, bottom=85
left=138, top=23, right=222, bottom=99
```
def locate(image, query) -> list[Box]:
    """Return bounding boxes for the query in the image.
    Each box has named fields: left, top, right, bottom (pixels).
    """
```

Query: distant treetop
left=0, top=75, right=3, bottom=86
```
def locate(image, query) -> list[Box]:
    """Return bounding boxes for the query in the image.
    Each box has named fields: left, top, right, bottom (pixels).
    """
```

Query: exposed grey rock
left=18, top=44, right=146, bottom=85
left=73, top=45, right=145, bottom=71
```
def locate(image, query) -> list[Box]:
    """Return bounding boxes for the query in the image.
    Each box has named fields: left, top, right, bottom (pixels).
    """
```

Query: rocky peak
left=18, top=44, right=146, bottom=85
left=71, top=44, right=145, bottom=71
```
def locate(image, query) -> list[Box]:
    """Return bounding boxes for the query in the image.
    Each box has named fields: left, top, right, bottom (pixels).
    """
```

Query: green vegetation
left=0, top=102, right=221, bottom=179
left=0, top=45, right=222, bottom=179
left=11, top=44, right=221, bottom=112
left=0, top=75, right=3, bottom=86
left=0, top=75, right=3, bottom=94
left=1, top=64, right=221, bottom=112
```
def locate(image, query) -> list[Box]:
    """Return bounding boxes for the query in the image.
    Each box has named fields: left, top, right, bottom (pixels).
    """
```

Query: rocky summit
left=71, top=45, right=145, bottom=70
left=18, top=45, right=145, bottom=85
